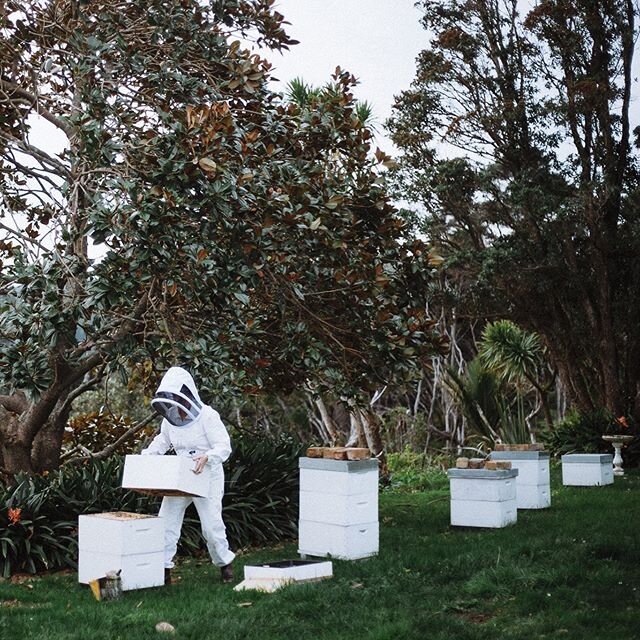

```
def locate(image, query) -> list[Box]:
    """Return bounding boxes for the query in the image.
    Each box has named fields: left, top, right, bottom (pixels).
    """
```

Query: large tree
left=0, top=0, right=445, bottom=476
left=388, top=0, right=640, bottom=420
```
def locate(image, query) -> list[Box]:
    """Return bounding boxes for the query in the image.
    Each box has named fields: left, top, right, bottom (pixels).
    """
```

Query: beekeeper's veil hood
left=151, top=366, right=203, bottom=427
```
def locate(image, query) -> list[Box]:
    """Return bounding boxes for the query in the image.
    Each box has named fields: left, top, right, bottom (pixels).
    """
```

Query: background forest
left=1, top=0, right=639, bottom=483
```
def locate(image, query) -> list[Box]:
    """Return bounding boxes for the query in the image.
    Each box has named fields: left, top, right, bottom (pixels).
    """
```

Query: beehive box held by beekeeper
left=121, top=454, right=210, bottom=497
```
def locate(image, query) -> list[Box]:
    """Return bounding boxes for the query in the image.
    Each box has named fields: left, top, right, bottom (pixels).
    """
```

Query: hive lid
left=561, top=453, right=613, bottom=463
left=490, top=451, right=549, bottom=460
left=299, top=457, right=379, bottom=472
left=447, top=468, right=519, bottom=479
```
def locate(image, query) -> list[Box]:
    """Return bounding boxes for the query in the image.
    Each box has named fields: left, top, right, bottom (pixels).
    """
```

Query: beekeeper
left=141, top=366, right=235, bottom=584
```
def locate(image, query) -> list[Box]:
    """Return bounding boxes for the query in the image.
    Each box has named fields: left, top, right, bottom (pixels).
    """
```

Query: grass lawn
left=1, top=466, right=638, bottom=640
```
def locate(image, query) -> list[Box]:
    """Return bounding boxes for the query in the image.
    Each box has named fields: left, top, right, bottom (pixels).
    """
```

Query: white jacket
left=142, top=367, right=231, bottom=466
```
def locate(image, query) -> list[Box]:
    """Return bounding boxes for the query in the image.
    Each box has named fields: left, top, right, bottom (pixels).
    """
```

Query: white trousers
left=158, top=467, right=235, bottom=568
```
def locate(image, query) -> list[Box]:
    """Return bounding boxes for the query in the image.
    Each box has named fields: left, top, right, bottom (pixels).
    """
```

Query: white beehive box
left=489, top=451, right=551, bottom=509
left=298, top=487, right=377, bottom=525
left=78, top=512, right=164, bottom=590
left=121, top=454, right=210, bottom=497
left=235, top=560, right=333, bottom=593
left=298, top=457, right=379, bottom=560
left=448, top=468, right=518, bottom=528
left=561, top=453, right=614, bottom=486
left=244, top=559, right=333, bottom=582
left=299, top=459, right=378, bottom=495
left=298, top=520, right=379, bottom=558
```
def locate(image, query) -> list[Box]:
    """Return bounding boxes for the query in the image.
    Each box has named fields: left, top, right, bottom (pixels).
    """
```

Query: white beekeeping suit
left=142, top=366, right=236, bottom=583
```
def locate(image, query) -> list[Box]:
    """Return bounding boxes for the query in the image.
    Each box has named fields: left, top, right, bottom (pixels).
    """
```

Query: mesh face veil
left=151, top=384, right=202, bottom=427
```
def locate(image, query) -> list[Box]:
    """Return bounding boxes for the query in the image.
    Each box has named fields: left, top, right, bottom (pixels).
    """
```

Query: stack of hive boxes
left=78, top=455, right=213, bottom=591
left=448, top=457, right=518, bottom=528
left=78, top=512, right=164, bottom=591
left=298, top=447, right=379, bottom=560
left=489, top=444, right=551, bottom=509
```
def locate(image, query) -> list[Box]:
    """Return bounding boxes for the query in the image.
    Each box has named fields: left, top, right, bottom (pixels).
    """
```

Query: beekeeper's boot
left=220, top=563, right=233, bottom=584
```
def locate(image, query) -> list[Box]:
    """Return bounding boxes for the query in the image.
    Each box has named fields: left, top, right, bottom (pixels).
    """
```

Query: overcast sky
left=266, top=1, right=428, bottom=151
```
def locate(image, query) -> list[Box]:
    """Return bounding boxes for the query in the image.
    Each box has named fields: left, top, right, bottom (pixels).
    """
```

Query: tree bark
left=0, top=413, right=35, bottom=476
left=355, top=408, right=389, bottom=480
left=346, top=412, right=367, bottom=447
left=314, top=397, right=339, bottom=445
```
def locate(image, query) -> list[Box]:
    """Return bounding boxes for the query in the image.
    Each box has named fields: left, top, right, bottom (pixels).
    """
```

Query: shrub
left=176, top=435, right=304, bottom=555
left=0, top=474, right=77, bottom=577
left=385, top=447, right=449, bottom=493
left=222, top=435, right=304, bottom=549
left=0, top=435, right=304, bottom=576
left=47, top=456, right=159, bottom=519
left=541, top=409, right=640, bottom=466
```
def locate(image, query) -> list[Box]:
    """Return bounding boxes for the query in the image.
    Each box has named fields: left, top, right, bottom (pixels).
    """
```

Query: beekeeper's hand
left=192, top=455, right=209, bottom=474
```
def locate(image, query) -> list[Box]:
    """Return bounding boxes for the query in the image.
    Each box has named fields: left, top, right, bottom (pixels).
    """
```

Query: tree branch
left=0, top=391, right=29, bottom=414
left=0, top=77, right=74, bottom=138
left=63, top=412, right=157, bottom=464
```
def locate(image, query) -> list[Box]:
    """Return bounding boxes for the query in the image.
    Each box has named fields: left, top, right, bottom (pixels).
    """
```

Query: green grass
left=1, top=467, right=639, bottom=639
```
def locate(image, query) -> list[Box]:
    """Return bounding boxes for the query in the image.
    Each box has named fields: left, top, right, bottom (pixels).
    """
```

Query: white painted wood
left=299, top=467, right=378, bottom=496
left=516, top=484, right=551, bottom=509
left=298, top=521, right=379, bottom=559
left=121, top=454, right=210, bottom=497
left=449, top=477, right=516, bottom=502
left=447, top=469, right=519, bottom=528
left=506, top=459, right=550, bottom=486
left=78, top=512, right=165, bottom=591
left=78, top=512, right=164, bottom=556
left=489, top=453, right=551, bottom=509
left=299, top=490, right=378, bottom=525
left=561, top=454, right=614, bottom=486
left=450, top=499, right=517, bottom=528
left=78, top=550, right=164, bottom=590
left=233, top=577, right=292, bottom=593
left=244, top=561, right=333, bottom=582
left=298, top=457, right=379, bottom=560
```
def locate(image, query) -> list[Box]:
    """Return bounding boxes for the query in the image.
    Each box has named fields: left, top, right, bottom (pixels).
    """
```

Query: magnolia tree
left=0, top=0, right=445, bottom=476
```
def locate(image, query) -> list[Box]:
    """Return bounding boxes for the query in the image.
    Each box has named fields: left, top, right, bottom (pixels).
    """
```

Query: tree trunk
left=355, top=408, right=389, bottom=480
left=314, top=397, right=339, bottom=445
left=346, top=412, right=367, bottom=447
left=0, top=414, right=35, bottom=476
left=32, top=416, right=68, bottom=472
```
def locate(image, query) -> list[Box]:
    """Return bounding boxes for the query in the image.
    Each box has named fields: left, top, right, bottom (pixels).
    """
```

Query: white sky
left=267, top=1, right=427, bottom=152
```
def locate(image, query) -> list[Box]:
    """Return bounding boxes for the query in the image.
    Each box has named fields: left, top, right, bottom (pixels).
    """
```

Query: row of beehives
left=78, top=448, right=615, bottom=593
left=79, top=452, right=381, bottom=593
left=447, top=447, right=614, bottom=529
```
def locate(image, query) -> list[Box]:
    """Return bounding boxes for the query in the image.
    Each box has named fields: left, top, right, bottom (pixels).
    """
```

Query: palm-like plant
left=478, top=320, right=555, bottom=432
left=354, top=99, right=378, bottom=132
left=285, top=78, right=378, bottom=131
left=445, top=357, right=526, bottom=448
left=445, top=358, right=501, bottom=442
left=285, top=77, right=321, bottom=108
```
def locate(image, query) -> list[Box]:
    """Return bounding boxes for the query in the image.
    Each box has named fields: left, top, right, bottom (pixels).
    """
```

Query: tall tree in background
left=0, top=0, right=445, bottom=476
left=388, top=0, right=640, bottom=420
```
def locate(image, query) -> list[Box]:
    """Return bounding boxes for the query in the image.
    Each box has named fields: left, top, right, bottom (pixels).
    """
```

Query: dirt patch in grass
left=1, top=598, right=51, bottom=610
left=454, top=611, right=493, bottom=624
left=1, top=598, right=21, bottom=608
